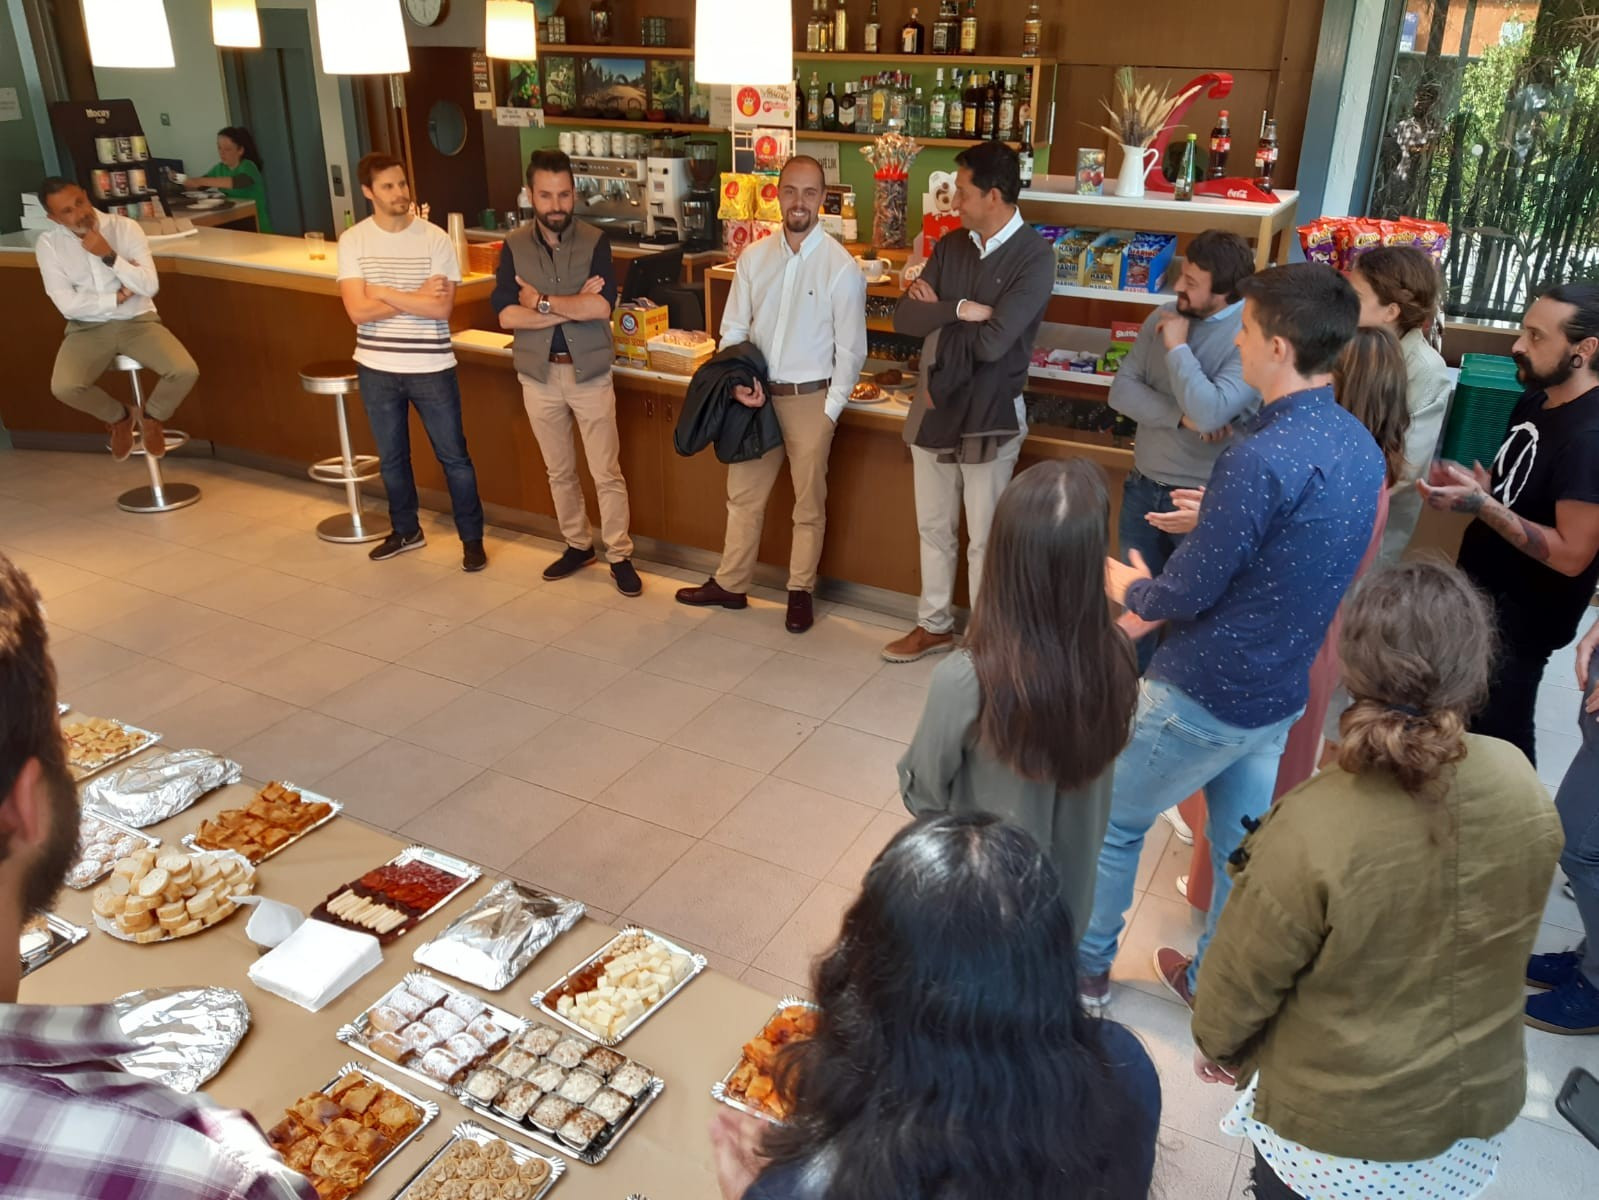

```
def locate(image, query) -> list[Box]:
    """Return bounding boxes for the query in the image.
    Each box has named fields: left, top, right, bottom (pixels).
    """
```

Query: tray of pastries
left=185, top=780, right=341, bottom=864
left=66, top=809, right=160, bottom=890
left=532, top=927, right=703, bottom=1046
left=337, top=970, right=527, bottom=1098
left=456, top=1018, right=664, bottom=1166
left=312, top=846, right=480, bottom=944
left=265, top=1063, right=438, bottom=1200
left=63, top=716, right=160, bottom=780
left=388, top=1120, right=564, bottom=1200
left=711, top=998, right=819, bottom=1123
left=90, top=846, right=254, bottom=944
left=20, top=912, right=87, bottom=978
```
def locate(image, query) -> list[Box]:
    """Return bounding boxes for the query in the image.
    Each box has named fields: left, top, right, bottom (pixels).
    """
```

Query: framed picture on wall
left=542, top=55, right=577, bottom=115
left=505, top=60, right=541, bottom=108
left=648, top=60, right=686, bottom=123
left=686, top=61, right=711, bottom=125
left=579, top=57, right=647, bottom=121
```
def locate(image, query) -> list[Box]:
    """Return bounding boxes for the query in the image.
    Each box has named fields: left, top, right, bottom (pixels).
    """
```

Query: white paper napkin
left=247, top=919, right=382, bottom=1012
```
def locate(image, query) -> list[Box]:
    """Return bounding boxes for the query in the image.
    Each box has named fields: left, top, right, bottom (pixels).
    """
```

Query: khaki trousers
left=715, top=388, right=835, bottom=594
left=518, top=364, right=634, bottom=562
left=51, top=313, right=198, bottom=424
left=911, top=428, right=1025, bottom=634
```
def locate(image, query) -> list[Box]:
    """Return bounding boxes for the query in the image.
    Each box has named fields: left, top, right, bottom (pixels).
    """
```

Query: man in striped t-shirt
left=337, top=153, right=486, bottom=571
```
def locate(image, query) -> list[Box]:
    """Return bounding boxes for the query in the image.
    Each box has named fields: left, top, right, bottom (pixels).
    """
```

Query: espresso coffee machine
left=569, top=156, right=648, bottom=239
left=645, top=155, right=691, bottom=243
left=681, top=140, right=719, bottom=251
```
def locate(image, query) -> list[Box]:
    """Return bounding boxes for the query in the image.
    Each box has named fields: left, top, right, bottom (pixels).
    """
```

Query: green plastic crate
left=1440, top=354, right=1523, bottom=468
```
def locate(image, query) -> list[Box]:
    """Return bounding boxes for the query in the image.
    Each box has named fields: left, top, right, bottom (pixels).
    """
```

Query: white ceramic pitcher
left=1115, top=142, right=1160, bottom=198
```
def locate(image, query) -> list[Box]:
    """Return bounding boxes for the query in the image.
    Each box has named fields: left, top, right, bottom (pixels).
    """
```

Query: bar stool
left=113, top=355, right=200, bottom=514
left=300, top=359, right=388, bottom=544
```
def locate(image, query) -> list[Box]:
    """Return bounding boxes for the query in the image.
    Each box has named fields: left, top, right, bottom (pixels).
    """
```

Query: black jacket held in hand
left=673, top=340, right=784, bottom=464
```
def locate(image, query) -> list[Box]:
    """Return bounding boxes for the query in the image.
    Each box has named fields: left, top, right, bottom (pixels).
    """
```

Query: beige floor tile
left=402, top=689, right=559, bottom=767
left=322, top=604, right=457, bottom=662
left=146, top=681, right=298, bottom=755
left=474, top=588, right=604, bottom=644
left=738, top=965, right=812, bottom=1003
left=830, top=674, right=927, bottom=743
left=93, top=501, right=256, bottom=549
left=184, top=565, right=311, bottom=618
left=93, top=597, right=235, bottom=657
left=404, top=572, right=528, bottom=623
left=779, top=613, right=899, bottom=671
left=1522, top=1008, right=1599, bottom=1131
left=554, top=609, right=688, bottom=668
left=732, top=651, right=874, bottom=719
left=397, top=623, right=540, bottom=686
left=47, top=633, right=147, bottom=694
left=482, top=645, right=628, bottom=714
left=773, top=722, right=907, bottom=807
left=121, top=547, right=239, bottom=596
left=612, top=576, right=723, bottom=628
left=327, top=557, right=454, bottom=604
left=63, top=658, right=218, bottom=726
left=508, top=806, right=695, bottom=913
left=1136, top=821, right=1179, bottom=893
left=494, top=715, right=657, bottom=800
left=40, top=578, right=163, bottom=635
left=545, top=565, right=637, bottom=610
left=315, top=663, right=469, bottom=735
left=1151, top=1128, right=1244, bottom=1200
left=824, top=808, right=914, bottom=889
left=246, top=642, right=388, bottom=707
left=708, top=777, right=874, bottom=878
left=749, top=881, right=855, bottom=982
left=257, top=535, right=367, bottom=585
left=315, top=739, right=484, bottom=829
left=161, top=618, right=310, bottom=686
left=2, top=553, right=101, bottom=604
left=17, top=521, right=182, bottom=576
left=1111, top=892, right=1207, bottom=1003
left=626, top=842, right=815, bottom=963
left=228, top=709, right=388, bottom=786
left=198, top=523, right=305, bottom=568
left=1109, top=986, right=1245, bottom=1152
left=875, top=643, right=958, bottom=687
left=672, top=695, right=820, bottom=773
left=595, top=745, right=762, bottom=837
left=573, top=672, right=720, bottom=741
left=402, top=772, right=584, bottom=872
left=1479, top=1115, right=1596, bottom=1199
left=247, top=583, right=374, bottom=639
left=636, top=630, right=777, bottom=695
left=699, top=599, right=811, bottom=651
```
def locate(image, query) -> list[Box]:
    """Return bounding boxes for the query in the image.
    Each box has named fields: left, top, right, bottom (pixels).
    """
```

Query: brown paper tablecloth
left=26, top=745, right=785, bottom=1200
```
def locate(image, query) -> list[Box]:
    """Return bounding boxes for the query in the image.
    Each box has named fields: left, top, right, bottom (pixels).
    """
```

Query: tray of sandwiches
left=19, top=912, right=87, bottom=978
left=65, top=808, right=160, bottom=890
left=63, top=716, right=160, bottom=781
left=532, top=926, right=703, bottom=1046
left=387, top=1120, right=564, bottom=1200
left=90, top=846, right=255, bottom=944
left=312, top=846, right=480, bottom=944
left=184, top=780, right=341, bottom=864
left=265, top=1063, right=438, bottom=1200
left=710, top=998, right=819, bottom=1123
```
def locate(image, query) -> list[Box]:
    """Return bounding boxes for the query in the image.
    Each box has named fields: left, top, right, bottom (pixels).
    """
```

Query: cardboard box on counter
left=612, top=301, right=670, bottom=367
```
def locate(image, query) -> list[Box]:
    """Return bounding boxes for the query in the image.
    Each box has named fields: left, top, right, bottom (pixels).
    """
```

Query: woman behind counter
left=187, top=126, right=273, bottom=234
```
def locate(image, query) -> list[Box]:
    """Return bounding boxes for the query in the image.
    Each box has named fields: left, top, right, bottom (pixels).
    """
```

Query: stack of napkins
left=248, top=919, right=381, bottom=1012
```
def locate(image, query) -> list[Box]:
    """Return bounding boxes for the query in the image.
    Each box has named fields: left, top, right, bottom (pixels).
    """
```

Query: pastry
left=546, top=1037, right=588, bottom=1070
left=586, top=1087, right=632, bottom=1125
left=557, top=1108, right=607, bottom=1152
left=517, top=1026, right=560, bottom=1057
left=556, top=1070, right=602, bottom=1104
left=529, top=1096, right=575, bottom=1132
left=850, top=381, right=882, bottom=400
left=266, top=1073, right=422, bottom=1200
left=526, top=1062, right=566, bottom=1094
left=191, top=781, right=336, bottom=863
left=493, top=1082, right=541, bottom=1121
left=464, top=1068, right=509, bottom=1104
left=466, top=1016, right=507, bottom=1049
left=582, top=1046, right=625, bottom=1079
left=609, top=1061, right=653, bottom=1099
left=62, top=717, right=153, bottom=779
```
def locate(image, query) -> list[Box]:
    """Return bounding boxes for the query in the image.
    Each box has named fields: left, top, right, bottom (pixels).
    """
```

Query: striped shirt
left=0, top=1003, right=314, bottom=1199
left=336, top=216, right=460, bottom=374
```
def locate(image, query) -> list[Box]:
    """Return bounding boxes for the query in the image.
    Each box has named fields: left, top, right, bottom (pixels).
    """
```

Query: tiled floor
left=3, top=446, right=1596, bottom=1195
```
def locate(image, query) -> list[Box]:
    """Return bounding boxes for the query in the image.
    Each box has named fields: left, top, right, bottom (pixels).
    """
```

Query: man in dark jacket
left=881, top=142, right=1055, bottom=664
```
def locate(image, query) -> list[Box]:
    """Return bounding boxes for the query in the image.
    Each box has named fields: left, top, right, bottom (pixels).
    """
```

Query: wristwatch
left=537, top=295, right=552, bottom=315
left=100, top=252, right=117, bottom=268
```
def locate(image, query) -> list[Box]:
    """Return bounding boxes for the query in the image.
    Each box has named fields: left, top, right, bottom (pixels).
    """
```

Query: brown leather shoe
left=882, top=626, right=955, bottom=664
left=675, top=578, right=748, bottom=609
left=785, top=589, right=814, bottom=634
left=108, top=415, right=135, bottom=462
left=141, top=416, right=167, bottom=458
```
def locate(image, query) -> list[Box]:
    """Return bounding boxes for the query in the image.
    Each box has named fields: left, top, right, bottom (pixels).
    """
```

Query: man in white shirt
left=34, top=178, right=198, bottom=462
left=675, top=156, right=868, bottom=633
left=337, top=153, right=486, bottom=573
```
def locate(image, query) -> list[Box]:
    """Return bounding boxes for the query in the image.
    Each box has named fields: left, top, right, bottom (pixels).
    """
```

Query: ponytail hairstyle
left=1336, top=561, right=1496, bottom=821
left=217, top=126, right=264, bottom=171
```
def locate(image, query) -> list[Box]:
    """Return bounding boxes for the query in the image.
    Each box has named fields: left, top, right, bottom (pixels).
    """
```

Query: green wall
left=0, top=0, right=46, bottom=234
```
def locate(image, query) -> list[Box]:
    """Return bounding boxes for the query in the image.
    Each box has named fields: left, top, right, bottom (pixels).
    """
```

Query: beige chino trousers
left=51, top=313, right=198, bottom=424
left=518, top=364, right=634, bottom=562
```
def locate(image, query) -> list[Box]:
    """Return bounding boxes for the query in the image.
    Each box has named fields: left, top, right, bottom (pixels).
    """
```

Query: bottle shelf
left=808, top=130, right=1021, bottom=148
left=544, top=44, right=697, bottom=57
left=796, top=52, right=1051, bottom=67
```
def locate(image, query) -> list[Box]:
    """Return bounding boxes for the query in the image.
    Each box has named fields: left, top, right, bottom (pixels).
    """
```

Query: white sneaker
left=1161, top=806, right=1194, bottom=845
left=1176, top=874, right=1189, bottom=899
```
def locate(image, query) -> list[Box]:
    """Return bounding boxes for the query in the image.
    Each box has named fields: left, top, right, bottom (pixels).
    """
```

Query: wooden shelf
left=1051, top=282, right=1174, bottom=307
left=1028, top=368, right=1113, bottom=390
left=796, top=52, right=1052, bottom=67
left=542, top=115, right=726, bottom=132
left=544, top=44, right=696, bottom=57
left=809, top=129, right=1020, bottom=149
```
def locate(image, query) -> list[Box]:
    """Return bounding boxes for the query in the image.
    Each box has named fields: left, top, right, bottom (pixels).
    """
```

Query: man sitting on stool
left=34, top=177, right=198, bottom=461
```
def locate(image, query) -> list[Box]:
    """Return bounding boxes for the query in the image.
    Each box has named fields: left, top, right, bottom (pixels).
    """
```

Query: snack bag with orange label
left=1297, top=218, right=1339, bottom=267
left=753, top=173, right=782, bottom=223
left=752, top=219, right=782, bottom=243
left=723, top=218, right=754, bottom=258
left=718, top=173, right=756, bottom=221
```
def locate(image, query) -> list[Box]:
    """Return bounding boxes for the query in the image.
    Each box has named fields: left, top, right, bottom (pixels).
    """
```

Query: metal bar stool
left=113, top=355, right=200, bottom=514
left=300, top=359, right=388, bottom=544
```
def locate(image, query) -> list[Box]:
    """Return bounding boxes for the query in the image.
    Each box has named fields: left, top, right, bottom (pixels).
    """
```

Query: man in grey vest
left=495, top=148, right=640, bottom=596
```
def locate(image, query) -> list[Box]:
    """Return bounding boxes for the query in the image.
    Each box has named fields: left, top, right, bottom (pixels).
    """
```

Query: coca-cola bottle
left=1255, top=114, right=1278, bottom=194
left=1208, top=110, right=1231, bottom=180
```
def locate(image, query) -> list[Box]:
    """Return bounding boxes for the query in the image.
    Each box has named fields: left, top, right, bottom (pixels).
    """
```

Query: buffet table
left=27, top=720, right=776, bottom=1200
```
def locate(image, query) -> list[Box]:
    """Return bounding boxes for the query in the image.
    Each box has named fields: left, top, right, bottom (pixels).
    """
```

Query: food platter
left=19, top=912, right=87, bottom=978
left=312, top=846, right=481, bottom=944
left=182, top=780, right=343, bottom=864
left=63, top=716, right=160, bottom=781
left=531, top=926, right=705, bottom=1047
left=388, top=1121, right=565, bottom=1200
left=65, top=808, right=160, bottom=890
left=710, top=996, right=820, bottom=1124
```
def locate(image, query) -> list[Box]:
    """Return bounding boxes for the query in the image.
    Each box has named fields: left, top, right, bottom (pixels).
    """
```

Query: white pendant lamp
left=695, top=0, right=792, bottom=84
left=212, top=0, right=262, bottom=49
left=485, top=0, right=538, bottom=60
left=82, top=0, right=176, bottom=69
left=316, top=0, right=411, bottom=75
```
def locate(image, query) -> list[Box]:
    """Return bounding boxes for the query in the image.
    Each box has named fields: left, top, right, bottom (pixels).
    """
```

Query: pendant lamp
left=212, top=0, right=262, bottom=49
left=485, top=0, right=538, bottom=60
left=82, top=0, right=176, bottom=69
left=695, top=0, right=792, bottom=85
left=316, top=0, right=411, bottom=75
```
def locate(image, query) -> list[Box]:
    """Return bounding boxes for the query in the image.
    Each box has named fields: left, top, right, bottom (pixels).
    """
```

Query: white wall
left=1320, top=0, right=1389, bottom=217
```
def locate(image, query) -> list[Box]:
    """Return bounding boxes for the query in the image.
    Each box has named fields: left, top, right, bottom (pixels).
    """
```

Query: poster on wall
left=504, top=61, right=541, bottom=108
left=579, top=58, right=647, bottom=121
left=649, top=60, right=687, bottom=123
left=542, top=56, right=578, bottom=116
left=471, top=52, right=493, bottom=110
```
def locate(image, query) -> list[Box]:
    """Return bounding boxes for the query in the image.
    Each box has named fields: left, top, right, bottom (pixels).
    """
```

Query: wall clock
left=403, top=0, right=448, bottom=26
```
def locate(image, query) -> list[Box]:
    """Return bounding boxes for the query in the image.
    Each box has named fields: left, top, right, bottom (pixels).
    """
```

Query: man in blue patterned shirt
left=1079, top=264, right=1385, bottom=1011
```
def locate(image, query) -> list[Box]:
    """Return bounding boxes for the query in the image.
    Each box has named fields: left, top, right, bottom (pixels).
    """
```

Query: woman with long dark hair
left=709, top=814, right=1161, bottom=1200
left=187, top=126, right=274, bottom=233
left=896, top=459, right=1139, bottom=934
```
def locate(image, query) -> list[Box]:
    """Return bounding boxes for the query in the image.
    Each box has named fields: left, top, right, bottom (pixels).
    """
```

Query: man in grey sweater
left=1108, top=230, right=1259, bottom=674
left=882, top=142, right=1056, bottom=664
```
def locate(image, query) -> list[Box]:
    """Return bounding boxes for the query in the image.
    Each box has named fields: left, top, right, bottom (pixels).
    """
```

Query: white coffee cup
left=571, top=132, right=591, bottom=157
left=557, top=131, right=575, bottom=154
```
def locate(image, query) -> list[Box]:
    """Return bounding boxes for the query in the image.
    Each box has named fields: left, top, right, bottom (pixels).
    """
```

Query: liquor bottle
left=997, top=71, right=1017, bottom=141
left=1018, top=119, right=1035, bottom=186
left=834, top=0, right=848, bottom=56
left=806, top=0, right=820, bottom=52
left=947, top=70, right=965, bottom=139
left=931, top=0, right=957, bottom=54
left=588, top=0, right=613, bottom=43
left=822, top=81, right=838, bottom=131
left=1017, top=67, right=1032, bottom=126
left=928, top=67, right=948, bottom=137
left=818, top=0, right=832, bottom=52
left=1021, top=0, right=1041, bottom=57
left=1208, top=110, right=1231, bottom=179
left=864, top=0, right=880, bottom=52
left=806, top=73, right=822, bottom=130
left=839, top=82, right=856, bottom=131
left=870, top=73, right=889, bottom=133
left=1174, top=133, right=1197, bottom=201
left=980, top=72, right=999, bottom=139
left=962, top=72, right=982, bottom=137
left=888, top=71, right=908, bottom=129
left=959, top=0, right=977, bottom=54
left=901, top=7, right=924, bottom=53
left=1255, top=114, right=1278, bottom=193
left=908, top=85, right=928, bottom=137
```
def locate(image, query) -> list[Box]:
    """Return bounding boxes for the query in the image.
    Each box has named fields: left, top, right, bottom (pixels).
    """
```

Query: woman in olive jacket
left=1190, top=561, right=1562, bottom=1200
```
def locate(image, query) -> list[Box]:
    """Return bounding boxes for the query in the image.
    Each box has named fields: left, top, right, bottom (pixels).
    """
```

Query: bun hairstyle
left=1353, top=245, right=1443, bottom=340
left=1336, top=561, right=1495, bottom=810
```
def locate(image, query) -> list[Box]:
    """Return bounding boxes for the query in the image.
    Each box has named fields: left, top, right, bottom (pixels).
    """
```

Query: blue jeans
left=1118, top=471, right=1187, bottom=674
left=1079, top=678, right=1301, bottom=992
left=358, top=366, right=484, bottom=542
left=1555, top=689, right=1599, bottom=987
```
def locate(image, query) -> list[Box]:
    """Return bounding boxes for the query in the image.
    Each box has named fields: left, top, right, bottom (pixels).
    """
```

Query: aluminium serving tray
left=297, top=1062, right=440, bottom=1194
left=709, top=995, right=820, bottom=1125
left=65, top=808, right=161, bottom=890
left=531, top=925, right=706, bottom=1048
left=181, top=781, right=344, bottom=864
left=386, top=1120, right=565, bottom=1200
left=312, top=845, right=482, bottom=944
left=20, top=913, right=88, bottom=978
left=64, top=717, right=161, bottom=781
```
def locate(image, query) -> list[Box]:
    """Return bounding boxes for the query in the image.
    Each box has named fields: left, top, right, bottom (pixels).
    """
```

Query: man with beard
left=495, top=149, right=639, bottom=596
left=338, top=153, right=486, bottom=571
left=0, top=553, right=315, bottom=1199
left=675, top=155, right=867, bottom=633
left=1421, top=282, right=1599, bottom=765
left=1107, top=230, right=1259, bottom=675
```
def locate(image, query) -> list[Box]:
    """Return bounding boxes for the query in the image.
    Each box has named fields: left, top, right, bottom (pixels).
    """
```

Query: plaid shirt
left=0, top=1004, right=315, bottom=1199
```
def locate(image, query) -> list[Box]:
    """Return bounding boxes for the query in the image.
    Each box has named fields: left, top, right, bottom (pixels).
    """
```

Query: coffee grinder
left=681, top=140, right=720, bottom=251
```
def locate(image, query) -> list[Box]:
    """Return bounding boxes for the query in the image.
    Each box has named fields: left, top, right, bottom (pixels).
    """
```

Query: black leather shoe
left=462, top=540, right=488, bottom=573
left=675, top=578, right=748, bottom=609
left=543, top=545, right=596, bottom=580
left=611, top=559, right=643, bottom=597
left=786, top=590, right=814, bottom=634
